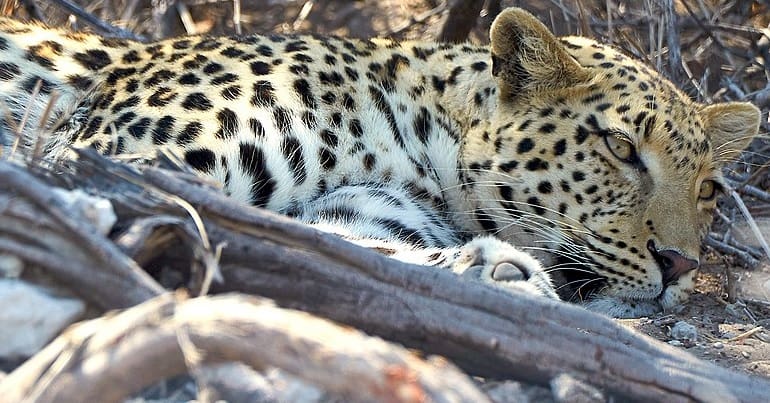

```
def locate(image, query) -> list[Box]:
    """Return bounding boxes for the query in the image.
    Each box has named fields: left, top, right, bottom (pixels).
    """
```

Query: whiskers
left=713, top=133, right=769, bottom=164
left=553, top=276, right=606, bottom=303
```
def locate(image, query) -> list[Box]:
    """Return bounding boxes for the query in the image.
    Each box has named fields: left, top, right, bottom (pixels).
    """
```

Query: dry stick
left=661, top=0, right=686, bottom=84
left=0, top=294, right=491, bottom=403
left=176, top=2, right=197, bottom=35
left=605, top=0, right=613, bottom=42
left=724, top=326, right=765, bottom=343
left=704, top=234, right=761, bottom=267
left=731, top=190, right=770, bottom=261
left=119, top=0, right=143, bottom=25
left=679, top=0, right=731, bottom=59
left=573, top=0, right=591, bottom=37
left=292, top=0, right=313, bottom=31
left=107, top=155, right=770, bottom=402
left=48, top=0, right=145, bottom=41
left=546, top=0, right=577, bottom=20
left=232, top=0, right=242, bottom=35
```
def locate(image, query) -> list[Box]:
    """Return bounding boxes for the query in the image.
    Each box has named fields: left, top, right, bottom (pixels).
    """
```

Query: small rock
left=263, top=368, right=328, bottom=403
left=197, top=363, right=279, bottom=403
left=652, top=315, right=677, bottom=326
left=550, top=373, right=604, bottom=403
left=668, top=340, right=683, bottom=347
left=0, top=254, right=23, bottom=278
left=742, top=351, right=750, bottom=358
left=483, top=380, right=554, bottom=403
left=0, top=280, right=84, bottom=359
left=713, top=342, right=724, bottom=349
left=52, top=188, right=116, bottom=235
left=670, top=321, right=698, bottom=346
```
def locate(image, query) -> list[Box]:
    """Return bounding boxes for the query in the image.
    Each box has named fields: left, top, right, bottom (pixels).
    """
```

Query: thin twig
left=723, top=326, right=765, bottom=343
left=49, top=0, right=145, bottom=41
left=731, top=190, right=770, bottom=261
left=704, top=235, right=761, bottom=267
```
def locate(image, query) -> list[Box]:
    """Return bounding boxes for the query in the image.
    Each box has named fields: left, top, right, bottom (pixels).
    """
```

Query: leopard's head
left=463, top=8, right=760, bottom=317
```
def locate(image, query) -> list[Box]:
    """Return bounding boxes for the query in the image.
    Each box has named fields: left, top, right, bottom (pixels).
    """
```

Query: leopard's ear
left=489, top=8, right=591, bottom=100
left=699, top=102, right=760, bottom=162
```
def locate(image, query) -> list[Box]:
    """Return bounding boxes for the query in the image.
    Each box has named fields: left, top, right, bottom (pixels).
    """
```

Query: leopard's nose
left=646, top=240, right=699, bottom=285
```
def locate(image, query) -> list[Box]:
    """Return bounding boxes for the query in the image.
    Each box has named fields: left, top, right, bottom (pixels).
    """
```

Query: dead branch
left=48, top=0, right=145, bottom=41
left=2, top=151, right=770, bottom=402
left=0, top=293, right=488, bottom=403
left=0, top=164, right=164, bottom=309
left=661, top=0, right=685, bottom=83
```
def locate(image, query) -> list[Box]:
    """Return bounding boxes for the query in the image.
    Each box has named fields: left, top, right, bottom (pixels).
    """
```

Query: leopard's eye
left=698, top=180, right=718, bottom=201
left=604, top=133, right=637, bottom=163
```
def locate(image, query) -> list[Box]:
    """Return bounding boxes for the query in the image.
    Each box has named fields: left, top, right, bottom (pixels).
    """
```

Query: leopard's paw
left=451, top=236, right=558, bottom=300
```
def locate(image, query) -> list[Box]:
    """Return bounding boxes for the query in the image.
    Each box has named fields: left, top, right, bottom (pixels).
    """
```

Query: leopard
left=0, top=8, right=759, bottom=318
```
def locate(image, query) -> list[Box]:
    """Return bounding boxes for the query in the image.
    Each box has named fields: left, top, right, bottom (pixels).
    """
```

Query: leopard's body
left=0, top=9, right=759, bottom=317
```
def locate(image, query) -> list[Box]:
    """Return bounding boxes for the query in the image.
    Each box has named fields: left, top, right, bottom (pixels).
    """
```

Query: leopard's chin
left=546, top=253, right=690, bottom=318
left=582, top=296, right=662, bottom=318
left=575, top=281, right=694, bottom=318
left=658, top=270, right=698, bottom=311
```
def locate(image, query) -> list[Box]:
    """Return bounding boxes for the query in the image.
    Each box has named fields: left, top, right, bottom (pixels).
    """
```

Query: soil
left=624, top=261, right=770, bottom=378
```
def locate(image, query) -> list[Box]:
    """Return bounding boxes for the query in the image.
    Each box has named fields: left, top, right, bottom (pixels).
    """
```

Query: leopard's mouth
left=548, top=253, right=669, bottom=318
left=550, top=252, right=668, bottom=305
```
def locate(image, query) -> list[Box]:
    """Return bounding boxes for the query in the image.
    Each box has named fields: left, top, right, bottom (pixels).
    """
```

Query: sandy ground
left=625, top=261, right=770, bottom=378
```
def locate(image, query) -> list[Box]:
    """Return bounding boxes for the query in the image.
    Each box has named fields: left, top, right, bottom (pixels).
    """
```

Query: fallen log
left=0, top=151, right=768, bottom=402
left=0, top=293, right=488, bottom=403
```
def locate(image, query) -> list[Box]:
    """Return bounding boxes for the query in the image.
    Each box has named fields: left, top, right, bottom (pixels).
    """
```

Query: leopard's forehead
left=559, top=36, right=690, bottom=111
left=558, top=36, right=713, bottom=172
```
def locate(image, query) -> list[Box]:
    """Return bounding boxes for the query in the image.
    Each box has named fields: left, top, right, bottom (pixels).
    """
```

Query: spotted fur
left=0, top=8, right=759, bottom=317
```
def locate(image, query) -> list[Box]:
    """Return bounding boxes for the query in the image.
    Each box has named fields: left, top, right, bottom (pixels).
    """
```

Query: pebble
left=670, top=321, right=698, bottom=345
left=712, top=342, right=724, bottom=349
left=0, top=280, right=84, bottom=358
left=721, top=332, right=738, bottom=339
left=742, top=351, right=750, bottom=358
left=52, top=188, right=117, bottom=235
left=668, top=340, right=683, bottom=347
left=551, top=373, right=605, bottom=403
